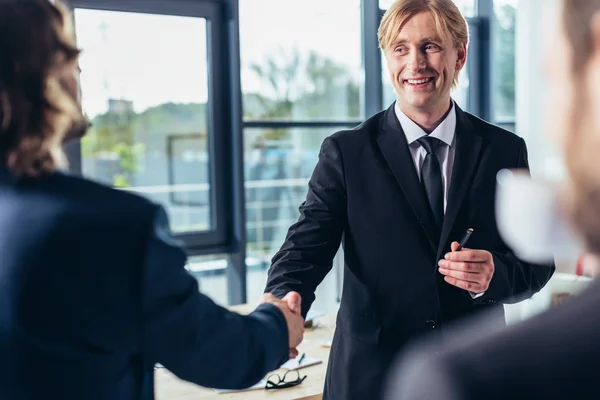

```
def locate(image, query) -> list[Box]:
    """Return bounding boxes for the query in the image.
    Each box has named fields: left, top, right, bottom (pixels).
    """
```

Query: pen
left=298, top=353, right=305, bottom=365
left=455, top=228, right=474, bottom=251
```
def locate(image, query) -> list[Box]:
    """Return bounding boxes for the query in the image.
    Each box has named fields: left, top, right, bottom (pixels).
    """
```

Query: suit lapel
left=377, top=105, right=439, bottom=251
left=438, top=105, right=483, bottom=258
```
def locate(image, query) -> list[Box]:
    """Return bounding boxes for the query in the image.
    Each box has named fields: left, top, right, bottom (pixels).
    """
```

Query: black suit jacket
left=264, top=103, right=555, bottom=400
left=0, top=167, right=289, bottom=400
left=386, top=278, right=600, bottom=400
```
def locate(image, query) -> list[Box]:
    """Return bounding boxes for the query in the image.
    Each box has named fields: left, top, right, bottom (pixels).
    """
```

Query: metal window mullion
left=362, top=0, right=384, bottom=118
left=224, top=0, right=246, bottom=305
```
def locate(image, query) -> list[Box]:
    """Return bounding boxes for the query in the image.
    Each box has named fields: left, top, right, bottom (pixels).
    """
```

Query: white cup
left=495, top=169, right=580, bottom=263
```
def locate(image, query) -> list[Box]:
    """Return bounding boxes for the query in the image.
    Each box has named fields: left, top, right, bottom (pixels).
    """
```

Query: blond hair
left=378, top=0, right=469, bottom=86
left=0, top=0, right=83, bottom=177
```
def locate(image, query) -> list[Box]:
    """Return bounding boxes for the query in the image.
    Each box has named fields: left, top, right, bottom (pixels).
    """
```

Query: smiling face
left=383, top=11, right=466, bottom=117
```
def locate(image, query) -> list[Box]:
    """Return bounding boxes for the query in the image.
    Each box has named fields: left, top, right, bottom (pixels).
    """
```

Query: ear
left=455, top=42, right=467, bottom=72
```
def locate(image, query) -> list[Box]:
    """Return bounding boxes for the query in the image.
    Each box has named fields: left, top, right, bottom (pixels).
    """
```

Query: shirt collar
left=394, top=101, right=456, bottom=147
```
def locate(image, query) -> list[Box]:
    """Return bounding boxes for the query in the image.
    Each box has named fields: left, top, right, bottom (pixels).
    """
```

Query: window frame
left=68, top=0, right=230, bottom=252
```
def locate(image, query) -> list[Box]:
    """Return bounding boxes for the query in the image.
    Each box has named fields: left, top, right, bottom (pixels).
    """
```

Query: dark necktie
left=417, top=136, right=444, bottom=228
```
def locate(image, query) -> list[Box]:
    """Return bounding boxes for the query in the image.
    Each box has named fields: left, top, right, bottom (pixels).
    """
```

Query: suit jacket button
left=425, top=320, right=436, bottom=329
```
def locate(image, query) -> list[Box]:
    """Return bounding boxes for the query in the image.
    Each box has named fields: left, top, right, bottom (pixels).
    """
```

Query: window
left=76, top=10, right=210, bottom=233
left=72, top=0, right=229, bottom=252
left=492, top=0, right=517, bottom=129
left=240, top=0, right=363, bottom=122
left=185, top=254, right=230, bottom=306
left=244, top=128, right=333, bottom=253
left=239, top=0, right=362, bottom=311
left=243, top=128, right=340, bottom=305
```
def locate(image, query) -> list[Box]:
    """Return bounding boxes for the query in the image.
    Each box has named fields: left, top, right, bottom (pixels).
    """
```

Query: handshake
left=260, top=291, right=305, bottom=359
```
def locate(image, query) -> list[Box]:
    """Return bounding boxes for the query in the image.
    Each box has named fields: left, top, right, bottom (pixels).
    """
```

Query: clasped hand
left=260, top=291, right=305, bottom=359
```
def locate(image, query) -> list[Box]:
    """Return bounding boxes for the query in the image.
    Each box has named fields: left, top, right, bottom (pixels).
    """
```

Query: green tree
left=112, top=142, right=145, bottom=187
left=82, top=47, right=356, bottom=192
left=246, top=47, right=360, bottom=120
left=82, top=101, right=208, bottom=187
left=245, top=47, right=360, bottom=142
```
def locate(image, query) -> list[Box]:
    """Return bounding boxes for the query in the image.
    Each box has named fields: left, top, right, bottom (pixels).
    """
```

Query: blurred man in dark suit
left=386, top=1, right=600, bottom=399
left=0, top=1, right=304, bottom=399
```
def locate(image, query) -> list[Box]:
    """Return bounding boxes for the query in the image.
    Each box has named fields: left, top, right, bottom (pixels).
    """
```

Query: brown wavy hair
left=0, top=0, right=85, bottom=177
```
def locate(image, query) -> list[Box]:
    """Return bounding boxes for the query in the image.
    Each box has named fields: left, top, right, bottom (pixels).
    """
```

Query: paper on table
left=281, top=355, right=322, bottom=370
left=213, top=380, right=266, bottom=393
left=305, top=310, right=324, bottom=323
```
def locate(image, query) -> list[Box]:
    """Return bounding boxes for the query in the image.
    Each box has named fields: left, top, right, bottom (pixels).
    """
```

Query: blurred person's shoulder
left=40, top=170, right=159, bottom=216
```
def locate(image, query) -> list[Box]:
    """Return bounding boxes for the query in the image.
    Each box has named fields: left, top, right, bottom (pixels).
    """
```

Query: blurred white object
left=495, top=169, right=580, bottom=263
left=506, top=272, right=593, bottom=324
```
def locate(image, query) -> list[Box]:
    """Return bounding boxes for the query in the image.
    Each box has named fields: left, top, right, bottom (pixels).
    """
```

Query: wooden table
left=155, top=304, right=335, bottom=400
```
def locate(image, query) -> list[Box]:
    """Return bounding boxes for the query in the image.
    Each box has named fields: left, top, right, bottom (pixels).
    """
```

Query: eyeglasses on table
left=265, top=370, right=307, bottom=390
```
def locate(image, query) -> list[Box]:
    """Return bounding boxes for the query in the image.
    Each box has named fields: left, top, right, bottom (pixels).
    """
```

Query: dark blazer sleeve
left=140, top=206, right=289, bottom=389
left=264, top=136, right=347, bottom=318
left=484, top=138, right=555, bottom=303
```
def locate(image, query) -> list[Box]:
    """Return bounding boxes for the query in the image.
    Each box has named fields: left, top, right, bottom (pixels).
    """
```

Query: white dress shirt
left=395, top=101, right=456, bottom=211
left=395, top=102, right=484, bottom=298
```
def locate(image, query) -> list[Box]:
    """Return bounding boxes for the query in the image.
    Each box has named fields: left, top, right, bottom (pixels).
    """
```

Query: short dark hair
left=0, top=0, right=82, bottom=177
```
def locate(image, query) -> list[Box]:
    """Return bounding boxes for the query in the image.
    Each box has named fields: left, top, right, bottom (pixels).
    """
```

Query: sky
left=74, top=9, right=209, bottom=118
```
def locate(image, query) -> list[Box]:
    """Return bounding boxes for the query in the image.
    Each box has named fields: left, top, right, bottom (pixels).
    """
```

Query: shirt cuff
left=469, top=291, right=485, bottom=299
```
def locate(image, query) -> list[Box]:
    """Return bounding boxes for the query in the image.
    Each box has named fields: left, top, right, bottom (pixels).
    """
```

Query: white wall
left=515, top=0, right=565, bottom=180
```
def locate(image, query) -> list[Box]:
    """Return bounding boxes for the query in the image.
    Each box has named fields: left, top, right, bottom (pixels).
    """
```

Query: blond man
left=264, top=0, right=554, bottom=398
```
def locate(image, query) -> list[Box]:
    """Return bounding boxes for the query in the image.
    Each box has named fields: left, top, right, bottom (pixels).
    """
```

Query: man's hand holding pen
left=437, top=228, right=495, bottom=294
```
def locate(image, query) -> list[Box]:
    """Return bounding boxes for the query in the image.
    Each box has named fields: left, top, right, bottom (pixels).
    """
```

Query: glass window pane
left=453, top=66, right=470, bottom=111
left=492, top=0, right=517, bottom=125
left=186, top=255, right=230, bottom=306
left=74, top=9, right=212, bottom=234
left=239, top=0, right=363, bottom=121
left=379, top=0, right=476, bottom=17
left=244, top=128, right=343, bottom=312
